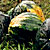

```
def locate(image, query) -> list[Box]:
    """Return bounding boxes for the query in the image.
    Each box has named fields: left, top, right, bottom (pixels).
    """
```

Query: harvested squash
left=12, top=1, right=45, bottom=22
left=8, top=12, right=42, bottom=42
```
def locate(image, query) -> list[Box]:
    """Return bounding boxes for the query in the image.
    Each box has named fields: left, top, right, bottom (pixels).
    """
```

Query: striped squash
left=8, top=12, right=42, bottom=42
left=36, top=18, right=50, bottom=50
left=12, top=1, right=45, bottom=22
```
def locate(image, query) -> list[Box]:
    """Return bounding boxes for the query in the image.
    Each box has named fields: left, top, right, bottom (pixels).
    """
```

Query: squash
left=36, top=18, right=50, bottom=50
left=13, top=1, right=45, bottom=22
left=8, top=12, right=42, bottom=42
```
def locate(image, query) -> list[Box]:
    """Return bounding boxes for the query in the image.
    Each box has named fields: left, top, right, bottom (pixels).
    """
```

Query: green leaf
left=18, top=43, right=21, bottom=50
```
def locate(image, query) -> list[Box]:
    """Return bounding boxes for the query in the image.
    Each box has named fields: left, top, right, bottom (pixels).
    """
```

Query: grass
left=34, top=0, right=50, bottom=19
left=0, top=41, right=37, bottom=50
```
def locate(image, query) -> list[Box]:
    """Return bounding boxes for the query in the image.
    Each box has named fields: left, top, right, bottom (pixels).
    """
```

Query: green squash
left=13, top=1, right=45, bottom=22
left=8, top=12, right=42, bottom=42
left=36, top=18, right=50, bottom=50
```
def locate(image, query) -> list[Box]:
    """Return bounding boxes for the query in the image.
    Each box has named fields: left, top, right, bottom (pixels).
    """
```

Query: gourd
left=8, top=12, right=42, bottom=42
left=36, top=18, right=50, bottom=50
left=12, top=1, right=45, bottom=22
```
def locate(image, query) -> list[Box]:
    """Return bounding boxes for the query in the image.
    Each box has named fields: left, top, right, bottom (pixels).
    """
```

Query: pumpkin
left=36, top=18, right=50, bottom=50
left=8, top=12, right=42, bottom=42
left=12, top=1, right=45, bottom=22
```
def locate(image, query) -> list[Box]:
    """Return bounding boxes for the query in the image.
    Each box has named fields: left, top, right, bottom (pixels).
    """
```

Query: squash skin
left=12, top=1, right=45, bottom=22
left=36, top=18, right=50, bottom=50
left=8, top=12, right=42, bottom=42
